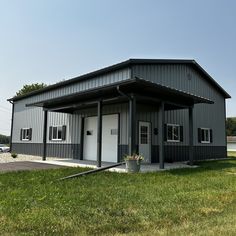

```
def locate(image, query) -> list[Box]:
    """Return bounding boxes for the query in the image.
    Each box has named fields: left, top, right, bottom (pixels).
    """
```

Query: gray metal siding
left=132, top=64, right=215, bottom=99
left=12, top=102, right=129, bottom=146
left=20, top=68, right=131, bottom=104
left=136, top=104, right=226, bottom=147
left=133, top=64, right=227, bottom=147
left=11, top=63, right=227, bottom=160
left=12, top=67, right=130, bottom=144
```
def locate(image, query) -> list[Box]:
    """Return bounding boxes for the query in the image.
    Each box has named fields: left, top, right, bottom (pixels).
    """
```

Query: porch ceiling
left=26, top=77, right=213, bottom=113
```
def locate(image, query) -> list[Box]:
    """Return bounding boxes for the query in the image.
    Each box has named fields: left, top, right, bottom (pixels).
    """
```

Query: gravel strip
left=0, top=152, right=55, bottom=163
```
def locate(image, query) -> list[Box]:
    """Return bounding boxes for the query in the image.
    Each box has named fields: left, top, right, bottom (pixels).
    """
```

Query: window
left=140, top=125, right=148, bottom=144
left=20, top=128, right=32, bottom=141
left=198, top=128, right=212, bottom=143
left=164, top=124, right=183, bottom=142
left=167, top=124, right=180, bottom=142
left=49, top=126, right=66, bottom=141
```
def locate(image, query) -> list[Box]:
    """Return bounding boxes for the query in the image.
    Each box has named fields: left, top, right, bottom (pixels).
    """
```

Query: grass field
left=228, top=151, right=236, bottom=157
left=0, top=159, right=236, bottom=235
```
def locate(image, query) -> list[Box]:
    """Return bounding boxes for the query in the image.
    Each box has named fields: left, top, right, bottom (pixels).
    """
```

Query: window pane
left=141, top=126, right=148, bottom=134
left=26, top=129, right=29, bottom=139
left=58, top=127, right=62, bottom=139
left=173, top=126, right=179, bottom=140
left=167, top=126, right=172, bottom=140
left=205, top=130, right=209, bottom=142
left=140, top=126, right=148, bottom=144
left=201, top=129, right=205, bottom=141
left=167, top=125, right=180, bottom=141
left=201, top=129, right=210, bottom=142
left=23, top=130, right=26, bottom=139
left=53, top=127, right=57, bottom=139
left=23, top=129, right=29, bottom=140
left=141, top=134, right=148, bottom=144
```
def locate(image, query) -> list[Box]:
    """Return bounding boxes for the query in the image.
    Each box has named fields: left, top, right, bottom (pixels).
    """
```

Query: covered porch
left=27, top=77, right=213, bottom=169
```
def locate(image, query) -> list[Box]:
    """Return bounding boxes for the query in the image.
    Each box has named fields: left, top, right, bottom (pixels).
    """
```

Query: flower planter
left=125, top=160, right=141, bottom=173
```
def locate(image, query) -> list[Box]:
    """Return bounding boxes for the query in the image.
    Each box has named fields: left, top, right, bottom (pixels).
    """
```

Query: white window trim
left=51, top=126, right=63, bottom=141
left=22, top=128, right=30, bottom=141
left=167, top=124, right=180, bottom=142
left=200, top=128, right=211, bottom=144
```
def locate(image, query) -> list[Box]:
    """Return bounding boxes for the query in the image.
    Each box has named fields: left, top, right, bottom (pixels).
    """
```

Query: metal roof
left=8, top=58, right=231, bottom=102
left=26, top=78, right=213, bottom=113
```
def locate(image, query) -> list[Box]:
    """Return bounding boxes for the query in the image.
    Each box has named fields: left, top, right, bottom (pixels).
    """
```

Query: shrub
left=11, top=153, right=18, bottom=158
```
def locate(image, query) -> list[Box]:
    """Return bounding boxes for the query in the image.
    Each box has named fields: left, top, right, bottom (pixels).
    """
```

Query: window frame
left=166, top=123, right=180, bottom=142
left=51, top=126, right=63, bottom=141
left=200, top=128, right=211, bottom=144
left=22, top=128, right=31, bottom=141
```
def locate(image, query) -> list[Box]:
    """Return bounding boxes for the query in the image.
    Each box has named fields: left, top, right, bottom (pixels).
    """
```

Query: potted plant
left=124, top=154, right=144, bottom=173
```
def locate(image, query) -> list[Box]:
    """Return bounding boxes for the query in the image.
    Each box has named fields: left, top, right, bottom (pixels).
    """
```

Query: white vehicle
left=0, top=144, right=10, bottom=152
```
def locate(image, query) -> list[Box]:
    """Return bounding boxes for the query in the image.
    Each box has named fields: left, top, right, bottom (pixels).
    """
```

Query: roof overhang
left=26, top=78, right=214, bottom=113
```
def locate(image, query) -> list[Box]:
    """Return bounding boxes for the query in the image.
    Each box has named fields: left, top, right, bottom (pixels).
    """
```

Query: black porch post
left=42, top=110, right=48, bottom=161
left=9, top=102, right=15, bottom=152
left=189, top=106, right=194, bottom=166
left=97, top=101, right=103, bottom=167
left=158, top=102, right=165, bottom=169
left=128, top=96, right=137, bottom=155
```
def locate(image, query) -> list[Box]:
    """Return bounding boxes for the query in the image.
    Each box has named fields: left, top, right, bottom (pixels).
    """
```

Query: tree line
left=226, top=117, right=236, bottom=136
left=0, top=134, right=10, bottom=144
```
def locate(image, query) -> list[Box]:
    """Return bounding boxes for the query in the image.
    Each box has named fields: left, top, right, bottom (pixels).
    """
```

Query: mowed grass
left=228, top=151, right=236, bottom=157
left=0, top=159, right=236, bottom=235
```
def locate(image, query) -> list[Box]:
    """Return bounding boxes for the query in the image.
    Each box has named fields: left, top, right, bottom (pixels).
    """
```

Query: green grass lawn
left=0, top=159, right=236, bottom=236
left=228, top=151, right=236, bottom=157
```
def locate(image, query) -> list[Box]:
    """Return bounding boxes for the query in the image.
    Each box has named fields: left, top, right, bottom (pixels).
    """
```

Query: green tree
left=0, top=134, right=10, bottom=144
left=226, top=117, right=236, bottom=136
left=16, top=83, right=47, bottom=96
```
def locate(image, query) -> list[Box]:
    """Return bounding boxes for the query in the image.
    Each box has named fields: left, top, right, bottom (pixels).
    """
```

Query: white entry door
left=83, top=117, right=97, bottom=161
left=102, top=114, right=118, bottom=162
left=83, top=114, right=118, bottom=162
left=139, top=121, right=151, bottom=162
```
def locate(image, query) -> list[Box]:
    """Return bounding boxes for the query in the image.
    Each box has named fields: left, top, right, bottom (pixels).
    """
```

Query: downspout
left=116, top=85, right=132, bottom=100
left=9, top=101, right=14, bottom=152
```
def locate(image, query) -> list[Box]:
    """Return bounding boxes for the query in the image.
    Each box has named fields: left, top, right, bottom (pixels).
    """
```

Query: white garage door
left=83, top=114, right=118, bottom=162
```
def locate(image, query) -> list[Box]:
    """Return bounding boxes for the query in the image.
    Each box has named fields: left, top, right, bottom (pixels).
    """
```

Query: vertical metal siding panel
left=133, top=64, right=226, bottom=147
left=14, top=67, right=130, bottom=105
left=10, top=68, right=131, bottom=149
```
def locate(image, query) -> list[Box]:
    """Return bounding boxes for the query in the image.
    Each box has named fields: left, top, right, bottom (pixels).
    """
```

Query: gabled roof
left=8, top=58, right=231, bottom=102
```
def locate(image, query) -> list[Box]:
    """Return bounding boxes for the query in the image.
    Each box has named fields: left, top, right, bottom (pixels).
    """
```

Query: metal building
left=8, top=59, right=231, bottom=168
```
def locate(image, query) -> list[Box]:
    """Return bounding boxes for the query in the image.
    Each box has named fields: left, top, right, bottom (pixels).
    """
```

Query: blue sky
left=0, top=0, right=235, bottom=135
